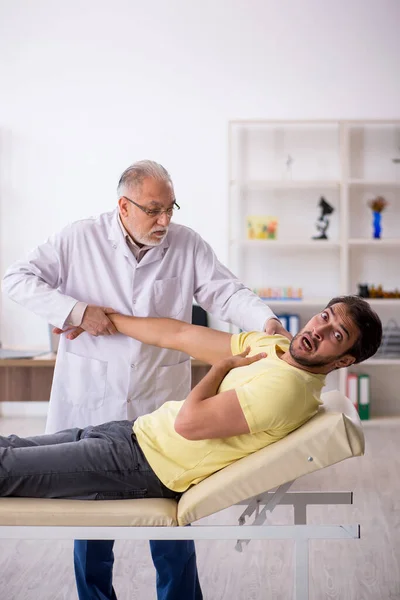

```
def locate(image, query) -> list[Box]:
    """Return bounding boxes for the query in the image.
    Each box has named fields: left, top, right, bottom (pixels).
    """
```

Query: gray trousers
left=0, top=420, right=178, bottom=501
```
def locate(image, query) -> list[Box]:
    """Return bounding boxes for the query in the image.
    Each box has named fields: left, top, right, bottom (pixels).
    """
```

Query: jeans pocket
left=95, top=488, right=148, bottom=500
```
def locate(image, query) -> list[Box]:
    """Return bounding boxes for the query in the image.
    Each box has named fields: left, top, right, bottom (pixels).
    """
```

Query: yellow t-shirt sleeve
left=235, top=370, right=308, bottom=434
left=231, top=331, right=289, bottom=356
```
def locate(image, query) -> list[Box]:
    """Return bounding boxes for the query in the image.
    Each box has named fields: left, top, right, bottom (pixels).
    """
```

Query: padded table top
left=0, top=390, right=363, bottom=528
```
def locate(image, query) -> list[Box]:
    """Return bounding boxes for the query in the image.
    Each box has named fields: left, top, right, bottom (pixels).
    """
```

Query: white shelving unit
left=229, top=120, right=400, bottom=416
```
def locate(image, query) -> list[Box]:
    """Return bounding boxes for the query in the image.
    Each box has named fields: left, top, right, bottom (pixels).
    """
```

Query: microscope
left=312, top=197, right=334, bottom=240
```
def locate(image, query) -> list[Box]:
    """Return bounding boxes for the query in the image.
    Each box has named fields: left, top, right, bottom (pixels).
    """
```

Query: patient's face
left=289, top=303, right=359, bottom=370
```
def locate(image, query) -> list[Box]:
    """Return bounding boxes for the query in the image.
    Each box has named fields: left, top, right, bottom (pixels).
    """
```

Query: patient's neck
left=278, top=350, right=330, bottom=375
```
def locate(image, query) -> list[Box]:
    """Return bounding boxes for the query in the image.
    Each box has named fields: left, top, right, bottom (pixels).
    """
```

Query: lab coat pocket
left=155, top=360, right=191, bottom=404
left=153, top=277, right=184, bottom=318
left=62, top=351, right=108, bottom=409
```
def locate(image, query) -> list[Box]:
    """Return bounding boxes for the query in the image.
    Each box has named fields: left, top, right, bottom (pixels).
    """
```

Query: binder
left=346, top=372, right=358, bottom=410
left=288, top=314, right=300, bottom=336
left=358, top=373, right=370, bottom=420
left=192, top=304, right=208, bottom=327
left=277, top=314, right=289, bottom=331
left=276, top=314, right=300, bottom=336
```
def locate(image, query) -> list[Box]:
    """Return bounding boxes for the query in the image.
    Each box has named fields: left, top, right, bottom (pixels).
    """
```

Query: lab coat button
left=130, top=364, right=135, bottom=368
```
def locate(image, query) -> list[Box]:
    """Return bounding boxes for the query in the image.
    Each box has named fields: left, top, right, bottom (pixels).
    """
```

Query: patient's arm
left=110, top=314, right=233, bottom=365
left=174, top=348, right=266, bottom=440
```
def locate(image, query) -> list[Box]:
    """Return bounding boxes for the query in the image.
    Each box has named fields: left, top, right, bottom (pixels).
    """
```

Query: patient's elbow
left=174, top=415, right=197, bottom=440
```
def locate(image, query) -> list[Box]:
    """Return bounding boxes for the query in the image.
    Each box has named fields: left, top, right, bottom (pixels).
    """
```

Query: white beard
left=132, top=227, right=168, bottom=247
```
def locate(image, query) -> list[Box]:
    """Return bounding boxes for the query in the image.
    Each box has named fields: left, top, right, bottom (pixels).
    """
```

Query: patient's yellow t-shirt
left=133, top=332, right=325, bottom=493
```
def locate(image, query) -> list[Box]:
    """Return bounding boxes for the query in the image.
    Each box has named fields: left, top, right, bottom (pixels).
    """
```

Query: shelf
left=260, top=298, right=328, bottom=308
left=365, top=299, right=400, bottom=307
left=361, top=416, right=400, bottom=426
left=229, top=119, right=400, bottom=410
left=346, top=120, right=400, bottom=126
left=0, top=357, right=56, bottom=368
left=230, top=119, right=342, bottom=124
left=230, top=239, right=340, bottom=249
left=359, top=358, right=400, bottom=366
left=233, top=238, right=400, bottom=248
left=348, top=238, right=400, bottom=247
left=0, top=356, right=208, bottom=368
left=231, top=180, right=340, bottom=190
left=263, top=298, right=400, bottom=311
left=348, top=180, right=400, bottom=187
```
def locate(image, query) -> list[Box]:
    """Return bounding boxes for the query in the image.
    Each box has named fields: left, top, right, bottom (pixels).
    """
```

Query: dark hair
left=325, top=296, right=382, bottom=363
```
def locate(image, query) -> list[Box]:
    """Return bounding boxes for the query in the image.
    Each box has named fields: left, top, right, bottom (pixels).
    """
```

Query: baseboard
left=0, top=402, right=49, bottom=417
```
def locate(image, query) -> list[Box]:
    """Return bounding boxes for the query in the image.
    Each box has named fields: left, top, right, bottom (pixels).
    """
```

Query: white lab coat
left=2, top=209, right=275, bottom=433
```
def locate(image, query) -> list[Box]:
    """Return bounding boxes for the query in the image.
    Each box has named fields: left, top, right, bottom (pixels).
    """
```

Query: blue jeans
left=0, top=420, right=203, bottom=599
left=0, top=420, right=176, bottom=500
left=74, top=539, right=203, bottom=600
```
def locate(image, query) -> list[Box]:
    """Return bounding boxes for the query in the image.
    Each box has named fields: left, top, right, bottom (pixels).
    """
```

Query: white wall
left=1, top=0, right=399, bottom=348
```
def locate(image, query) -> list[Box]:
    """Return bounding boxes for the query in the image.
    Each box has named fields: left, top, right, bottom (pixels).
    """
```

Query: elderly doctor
left=2, top=160, right=290, bottom=600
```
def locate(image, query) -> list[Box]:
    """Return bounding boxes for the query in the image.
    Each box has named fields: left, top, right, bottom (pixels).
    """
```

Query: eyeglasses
left=123, top=196, right=180, bottom=218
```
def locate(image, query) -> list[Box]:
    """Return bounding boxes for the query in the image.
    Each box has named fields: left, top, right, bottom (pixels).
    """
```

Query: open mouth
left=301, top=335, right=314, bottom=352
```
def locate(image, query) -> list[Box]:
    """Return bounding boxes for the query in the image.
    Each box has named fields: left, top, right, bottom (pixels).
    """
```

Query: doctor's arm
left=192, top=234, right=291, bottom=340
left=2, top=237, right=80, bottom=330
left=174, top=347, right=266, bottom=440
left=109, top=313, right=233, bottom=365
left=3, top=236, right=116, bottom=336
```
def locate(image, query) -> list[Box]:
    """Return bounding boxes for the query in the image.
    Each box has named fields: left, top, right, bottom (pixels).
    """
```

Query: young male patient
left=0, top=296, right=381, bottom=500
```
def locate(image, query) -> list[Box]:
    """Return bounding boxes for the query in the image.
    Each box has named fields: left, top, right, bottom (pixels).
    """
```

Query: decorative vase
left=373, top=211, right=382, bottom=239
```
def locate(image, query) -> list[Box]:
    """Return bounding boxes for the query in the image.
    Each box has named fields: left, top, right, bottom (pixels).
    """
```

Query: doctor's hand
left=52, top=306, right=117, bottom=340
left=264, top=317, right=293, bottom=341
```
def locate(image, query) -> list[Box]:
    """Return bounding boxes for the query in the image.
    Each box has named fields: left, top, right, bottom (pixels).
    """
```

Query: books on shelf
left=346, top=372, right=370, bottom=420
left=358, top=374, right=370, bottom=421
left=346, top=373, right=358, bottom=410
left=253, top=287, right=303, bottom=300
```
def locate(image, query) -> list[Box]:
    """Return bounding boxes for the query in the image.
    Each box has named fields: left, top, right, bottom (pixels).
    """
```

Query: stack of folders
left=277, top=314, right=300, bottom=337
left=346, top=372, right=370, bottom=420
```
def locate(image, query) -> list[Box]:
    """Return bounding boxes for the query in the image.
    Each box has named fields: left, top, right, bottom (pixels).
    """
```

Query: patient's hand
left=53, top=306, right=117, bottom=340
left=217, top=347, right=266, bottom=373
left=53, top=325, right=85, bottom=340
left=264, top=317, right=292, bottom=341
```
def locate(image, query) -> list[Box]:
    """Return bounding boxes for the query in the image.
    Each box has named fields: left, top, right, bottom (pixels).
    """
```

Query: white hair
left=117, top=160, right=173, bottom=197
